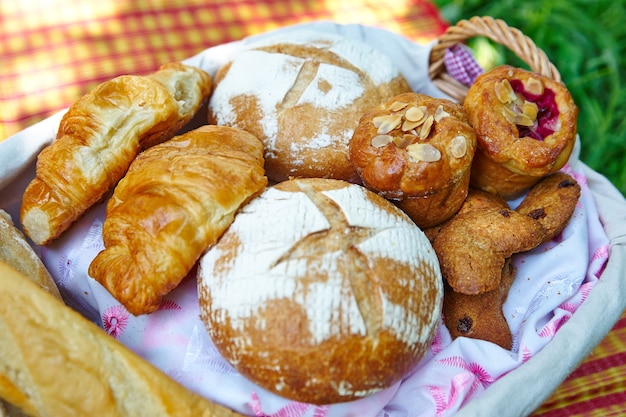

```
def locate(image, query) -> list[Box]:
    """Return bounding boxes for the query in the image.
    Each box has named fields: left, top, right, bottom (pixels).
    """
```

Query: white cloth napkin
left=1, top=21, right=625, bottom=417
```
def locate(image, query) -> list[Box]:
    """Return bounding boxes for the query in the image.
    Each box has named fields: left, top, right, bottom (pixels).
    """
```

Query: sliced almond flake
left=406, top=142, right=441, bottom=162
left=393, top=134, right=415, bottom=148
left=525, top=77, right=544, bottom=96
left=495, top=79, right=517, bottom=104
left=419, top=115, right=434, bottom=140
left=402, top=119, right=423, bottom=132
left=434, top=105, right=451, bottom=122
left=514, top=113, right=535, bottom=127
left=388, top=101, right=409, bottom=112
left=404, top=106, right=425, bottom=122
left=376, top=114, right=402, bottom=134
left=501, top=106, right=518, bottom=124
left=372, top=115, right=388, bottom=128
left=449, top=135, right=468, bottom=158
left=371, top=134, right=393, bottom=148
left=522, top=101, right=539, bottom=120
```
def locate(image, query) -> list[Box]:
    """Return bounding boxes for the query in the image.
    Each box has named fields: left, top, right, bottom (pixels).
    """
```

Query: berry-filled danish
left=350, top=92, right=477, bottom=228
left=464, top=65, right=578, bottom=199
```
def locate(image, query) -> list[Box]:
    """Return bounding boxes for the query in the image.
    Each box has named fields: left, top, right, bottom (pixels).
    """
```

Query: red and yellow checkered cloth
left=0, top=0, right=445, bottom=140
left=1, top=1, right=624, bottom=415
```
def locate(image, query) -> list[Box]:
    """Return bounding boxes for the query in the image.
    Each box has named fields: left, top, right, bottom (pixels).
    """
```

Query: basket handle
left=428, top=16, right=561, bottom=102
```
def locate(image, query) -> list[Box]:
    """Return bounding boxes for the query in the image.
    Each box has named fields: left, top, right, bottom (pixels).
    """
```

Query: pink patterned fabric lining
left=39, top=161, right=610, bottom=417
left=444, top=43, right=485, bottom=87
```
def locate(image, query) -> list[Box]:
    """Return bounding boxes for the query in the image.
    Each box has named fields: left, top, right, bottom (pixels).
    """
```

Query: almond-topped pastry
left=350, top=92, right=477, bottom=228
left=464, top=65, right=578, bottom=199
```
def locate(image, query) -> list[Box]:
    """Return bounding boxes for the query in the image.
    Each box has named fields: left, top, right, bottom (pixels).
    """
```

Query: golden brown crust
left=443, top=259, right=516, bottom=349
left=0, top=209, right=62, bottom=301
left=88, top=125, right=267, bottom=315
left=198, top=178, right=442, bottom=404
left=21, top=63, right=212, bottom=245
left=208, top=33, right=412, bottom=183
left=432, top=207, right=545, bottom=294
left=423, top=188, right=509, bottom=242
left=457, top=188, right=510, bottom=215
left=0, top=262, right=244, bottom=417
left=350, top=92, right=477, bottom=228
left=464, top=65, right=578, bottom=199
left=515, top=172, right=581, bottom=243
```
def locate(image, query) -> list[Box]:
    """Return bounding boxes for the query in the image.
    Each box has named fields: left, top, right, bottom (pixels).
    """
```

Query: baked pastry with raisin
left=432, top=207, right=545, bottom=295
left=443, top=259, right=516, bottom=349
left=350, top=92, right=476, bottom=228
left=515, top=171, right=581, bottom=243
left=464, top=65, right=578, bottom=199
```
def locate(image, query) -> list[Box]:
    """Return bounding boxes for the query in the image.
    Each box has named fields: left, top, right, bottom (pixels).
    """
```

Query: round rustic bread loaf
left=207, top=31, right=412, bottom=183
left=197, top=178, right=443, bottom=405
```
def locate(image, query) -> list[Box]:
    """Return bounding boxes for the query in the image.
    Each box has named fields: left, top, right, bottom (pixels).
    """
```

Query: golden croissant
left=21, top=62, right=212, bottom=245
left=88, top=125, right=267, bottom=315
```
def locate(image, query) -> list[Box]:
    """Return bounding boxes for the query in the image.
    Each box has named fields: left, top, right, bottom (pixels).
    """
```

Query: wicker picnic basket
left=423, top=15, right=626, bottom=417
left=429, top=15, right=561, bottom=101
left=1, top=15, right=625, bottom=417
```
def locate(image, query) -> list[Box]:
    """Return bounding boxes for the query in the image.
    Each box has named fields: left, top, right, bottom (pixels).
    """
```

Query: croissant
left=21, top=62, right=212, bottom=245
left=88, top=125, right=267, bottom=315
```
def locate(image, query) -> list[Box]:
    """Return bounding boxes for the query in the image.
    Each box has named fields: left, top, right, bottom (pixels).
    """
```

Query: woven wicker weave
left=429, top=16, right=562, bottom=102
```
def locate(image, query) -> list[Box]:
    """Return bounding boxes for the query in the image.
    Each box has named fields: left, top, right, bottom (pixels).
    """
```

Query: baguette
left=0, top=209, right=61, bottom=301
left=0, top=261, right=244, bottom=417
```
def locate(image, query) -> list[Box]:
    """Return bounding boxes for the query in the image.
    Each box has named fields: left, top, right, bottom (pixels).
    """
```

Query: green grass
left=432, top=0, right=626, bottom=196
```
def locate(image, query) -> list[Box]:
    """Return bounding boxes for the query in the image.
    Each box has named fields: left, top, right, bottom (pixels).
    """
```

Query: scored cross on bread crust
left=198, top=178, right=443, bottom=405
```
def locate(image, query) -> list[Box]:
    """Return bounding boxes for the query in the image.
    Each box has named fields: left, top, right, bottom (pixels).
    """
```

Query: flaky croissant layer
left=88, top=125, right=268, bottom=315
left=21, top=62, right=212, bottom=245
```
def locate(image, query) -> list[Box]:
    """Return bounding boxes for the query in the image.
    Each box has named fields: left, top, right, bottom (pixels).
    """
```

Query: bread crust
left=0, top=209, right=61, bottom=301
left=21, top=63, right=212, bottom=245
left=0, top=262, right=244, bottom=417
left=350, top=92, right=476, bottom=228
left=198, top=178, right=442, bottom=404
left=208, top=32, right=412, bottom=183
left=464, top=65, right=578, bottom=198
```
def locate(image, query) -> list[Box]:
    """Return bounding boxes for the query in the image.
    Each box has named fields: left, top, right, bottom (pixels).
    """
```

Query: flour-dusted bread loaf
left=21, top=63, right=212, bottom=245
left=208, top=31, right=412, bottom=183
left=198, top=178, right=443, bottom=405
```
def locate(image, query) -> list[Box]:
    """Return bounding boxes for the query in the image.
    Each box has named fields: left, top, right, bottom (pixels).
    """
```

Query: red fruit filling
left=509, top=79, right=560, bottom=140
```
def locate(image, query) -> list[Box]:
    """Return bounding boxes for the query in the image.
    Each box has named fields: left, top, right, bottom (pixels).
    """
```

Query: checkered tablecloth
left=0, top=0, right=446, bottom=140
left=1, top=1, right=624, bottom=416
